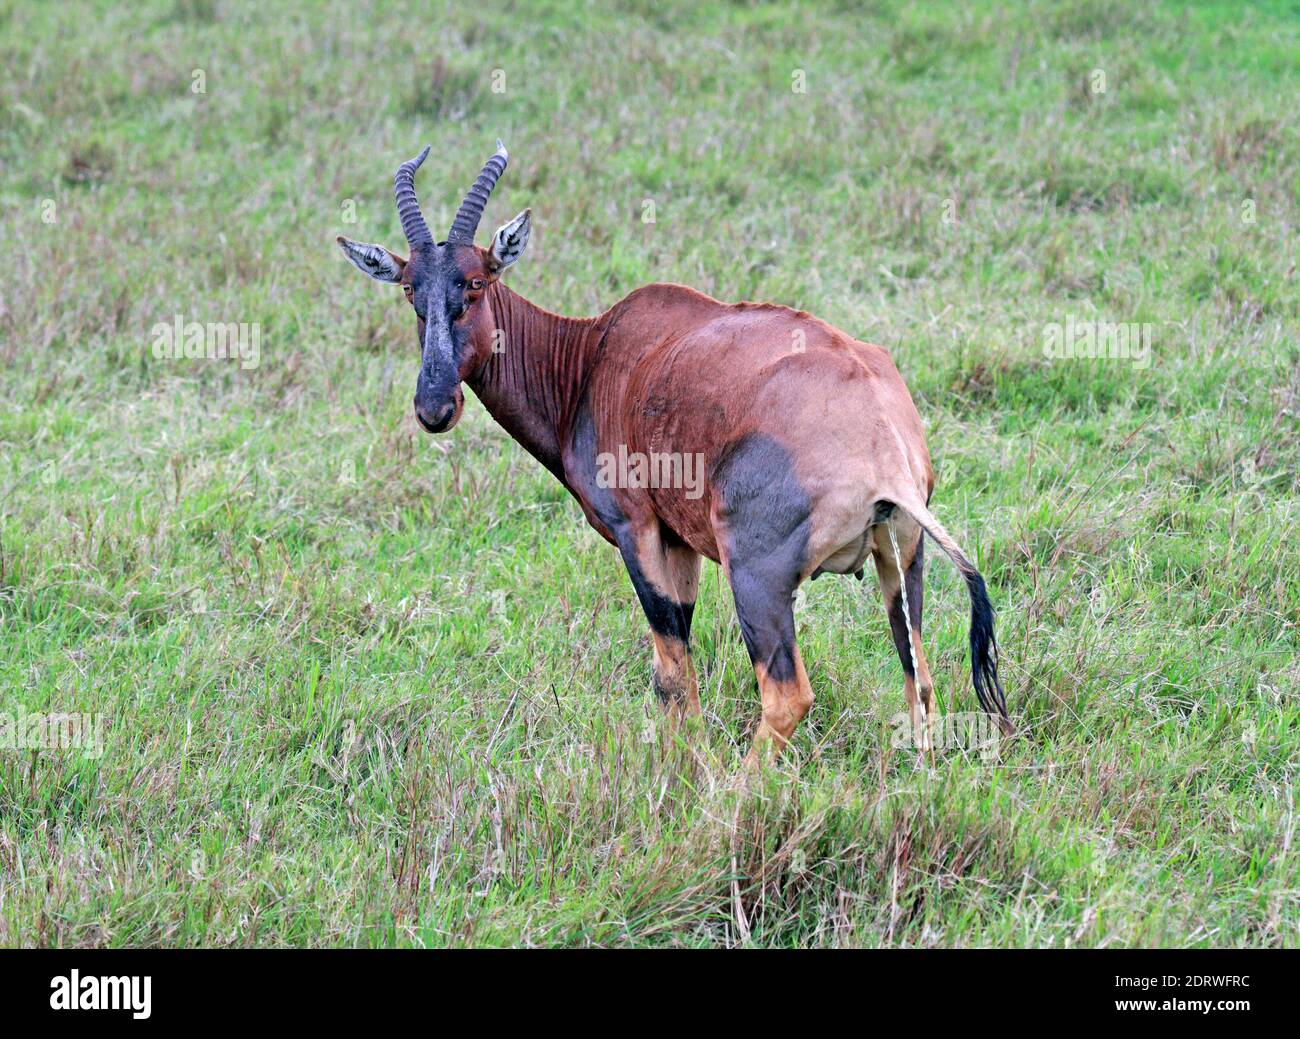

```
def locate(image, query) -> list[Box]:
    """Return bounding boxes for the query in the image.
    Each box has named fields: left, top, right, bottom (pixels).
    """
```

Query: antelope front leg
left=616, top=527, right=702, bottom=727
left=651, top=630, right=701, bottom=724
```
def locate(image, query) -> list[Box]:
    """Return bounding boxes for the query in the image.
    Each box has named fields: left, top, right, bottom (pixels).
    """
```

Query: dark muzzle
left=413, top=380, right=462, bottom=433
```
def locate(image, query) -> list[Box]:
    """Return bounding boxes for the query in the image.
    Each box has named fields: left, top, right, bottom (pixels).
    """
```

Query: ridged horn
left=394, top=145, right=433, bottom=248
left=447, top=140, right=508, bottom=244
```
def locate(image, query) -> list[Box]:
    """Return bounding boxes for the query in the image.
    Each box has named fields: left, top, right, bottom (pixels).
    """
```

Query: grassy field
left=1, top=0, right=1298, bottom=947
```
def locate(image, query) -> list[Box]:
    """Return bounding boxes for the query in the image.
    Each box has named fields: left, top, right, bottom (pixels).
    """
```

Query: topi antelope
left=337, top=142, right=1012, bottom=764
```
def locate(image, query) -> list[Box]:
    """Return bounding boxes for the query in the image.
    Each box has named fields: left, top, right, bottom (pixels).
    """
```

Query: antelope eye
left=403, top=284, right=414, bottom=302
left=468, top=278, right=486, bottom=292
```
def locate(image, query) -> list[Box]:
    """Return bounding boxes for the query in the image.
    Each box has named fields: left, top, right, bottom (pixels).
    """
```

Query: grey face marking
left=422, top=276, right=455, bottom=372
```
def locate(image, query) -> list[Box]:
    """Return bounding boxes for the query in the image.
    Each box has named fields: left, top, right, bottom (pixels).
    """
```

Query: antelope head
left=337, top=142, right=531, bottom=432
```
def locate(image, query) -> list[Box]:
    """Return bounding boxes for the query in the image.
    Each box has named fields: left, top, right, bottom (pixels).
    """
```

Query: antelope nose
left=414, top=398, right=455, bottom=433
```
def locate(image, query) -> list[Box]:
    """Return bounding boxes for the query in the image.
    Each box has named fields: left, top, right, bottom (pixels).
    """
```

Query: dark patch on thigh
left=711, top=434, right=811, bottom=682
left=710, top=433, right=811, bottom=568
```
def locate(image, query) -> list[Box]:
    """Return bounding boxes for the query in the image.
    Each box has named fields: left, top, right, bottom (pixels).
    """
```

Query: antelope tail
left=890, top=496, right=1012, bottom=734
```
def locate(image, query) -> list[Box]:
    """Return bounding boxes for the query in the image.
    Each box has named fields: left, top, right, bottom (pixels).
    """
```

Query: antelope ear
left=487, top=209, right=531, bottom=274
left=336, top=236, right=405, bottom=283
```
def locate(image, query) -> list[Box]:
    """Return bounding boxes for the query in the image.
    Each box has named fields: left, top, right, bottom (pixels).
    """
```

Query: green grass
left=1, top=0, right=1298, bottom=947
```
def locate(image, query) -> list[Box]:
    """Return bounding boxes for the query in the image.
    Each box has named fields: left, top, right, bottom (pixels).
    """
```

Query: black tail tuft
left=891, top=496, right=1012, bottom=734
left=964, top=569, right=1012, bottom=732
